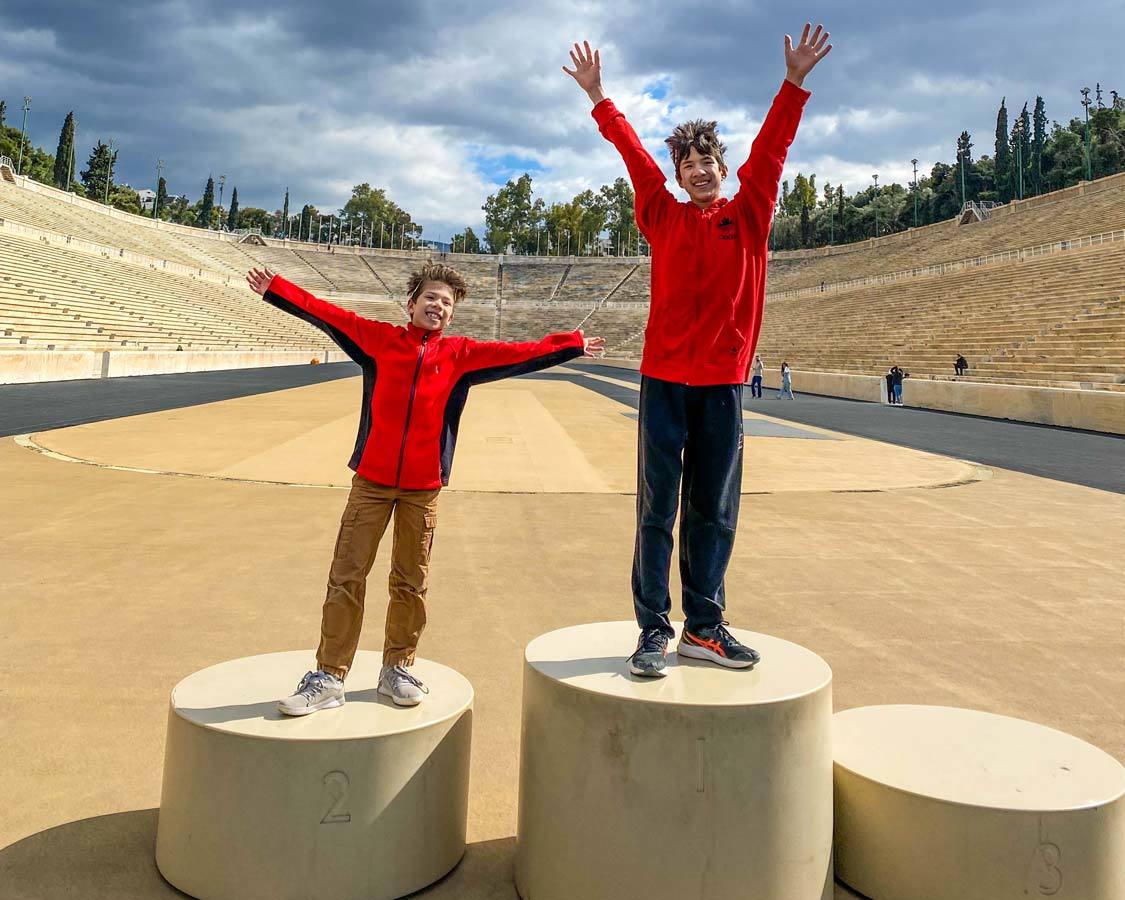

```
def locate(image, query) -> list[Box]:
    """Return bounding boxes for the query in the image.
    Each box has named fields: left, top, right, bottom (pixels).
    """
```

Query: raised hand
left=245, top=267, right=276, bottom=296
left=784, top=23, right=832, bottom=88
left=582, top=334, right=606, bottom=357
left=563, top=41, right=606, bottom=105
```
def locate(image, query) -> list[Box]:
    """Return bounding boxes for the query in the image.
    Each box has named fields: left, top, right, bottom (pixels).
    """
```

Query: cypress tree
left=0, top=100, right=6, bottom=128
left=994, top=98, right=1011, bottom=202
left=281, top=188, right=289, bottom=229
left=199, top=176, right=215, bottom=229
left=156, top=176, right=168, bottom=216
left=300, top=204, right=314, bottom=241
left=1031, top=96, right=1047, bottom=196
left=80, top=141, right=114, bottom=201
left=226, top=187, right=239, bottom=231
left=53, top=112, right=76, bottom=189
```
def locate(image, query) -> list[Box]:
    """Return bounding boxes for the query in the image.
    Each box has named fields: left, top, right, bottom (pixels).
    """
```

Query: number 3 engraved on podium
left=1031, top=841, right=1062, bottom=896
left=321, top=770, right=352, bottom=824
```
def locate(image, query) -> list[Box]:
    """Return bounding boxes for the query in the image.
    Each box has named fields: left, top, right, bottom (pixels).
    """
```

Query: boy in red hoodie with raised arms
left=564, top=24, right=831, bottom=676
left=247, top=263, right=603, bottom=711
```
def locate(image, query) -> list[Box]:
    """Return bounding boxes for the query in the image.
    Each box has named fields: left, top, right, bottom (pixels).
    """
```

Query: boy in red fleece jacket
left=564, top=24, right=831, bottom=676
left=246, top=262, right=603, bottom=711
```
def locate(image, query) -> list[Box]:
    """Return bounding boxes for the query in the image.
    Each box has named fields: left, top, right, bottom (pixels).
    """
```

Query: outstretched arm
left=247, top=267, right=389, bottom=355
left=458, top=329, right=599, bottom=383
left=564, top=41, right=673, bottom=236
left=734, top=23, right=832, bottom=241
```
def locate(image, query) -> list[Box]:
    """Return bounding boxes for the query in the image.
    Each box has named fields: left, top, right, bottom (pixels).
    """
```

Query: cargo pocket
left=421, top=512, right=437, bottom=557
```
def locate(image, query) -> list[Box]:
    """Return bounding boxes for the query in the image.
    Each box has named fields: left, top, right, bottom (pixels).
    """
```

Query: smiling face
left=408, top=280, right=456, bottom=332
left=676, top=146, right=727, bottom=208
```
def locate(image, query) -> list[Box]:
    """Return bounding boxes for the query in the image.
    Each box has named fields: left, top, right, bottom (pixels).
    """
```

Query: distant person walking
left=749, top=354, right=764, bottom=398
left=954, top=354, right=968, bottom=376
left=777, top=361, right=795, bottom=399
left=890, top=365, right=908, bottom=405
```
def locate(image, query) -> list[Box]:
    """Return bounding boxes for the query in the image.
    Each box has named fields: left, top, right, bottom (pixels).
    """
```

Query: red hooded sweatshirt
left=592, top=79, right=810, bottom=385
left=264, top=275, right=585, bottom=490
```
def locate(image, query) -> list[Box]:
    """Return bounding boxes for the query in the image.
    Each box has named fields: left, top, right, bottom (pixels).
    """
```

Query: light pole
left=911, top=159, right=919, bottom=227
left=872, top=173, right=879, bottom=237
left=104, top=139, right=115, bottom=205
left=217, top=174, right=226, bottom=230
left=154, top=159, right=164, bottom=219
left=1081, top=86, right=1093, bottom=181
left=16, top=96, right=31, bottom=176
left=1014, top=119, right=1024, bottom=200
left=959, top=145, right=967, bottom=208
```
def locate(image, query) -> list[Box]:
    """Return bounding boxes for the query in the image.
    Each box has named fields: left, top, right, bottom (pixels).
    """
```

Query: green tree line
left=0, top=103, right=423, bottom=243
left=770, top=87, right=1125, bottom=251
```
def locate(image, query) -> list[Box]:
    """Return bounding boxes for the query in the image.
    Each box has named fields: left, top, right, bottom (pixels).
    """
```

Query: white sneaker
left=378, top=664, right=429, bottom=707
left=278, top=670, right=345, bottom=716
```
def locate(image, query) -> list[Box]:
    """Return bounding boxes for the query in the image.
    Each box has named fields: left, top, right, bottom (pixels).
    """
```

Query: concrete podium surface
left=155, top=651, right=473, bottom=900
left=833, top=705, right=1125, bottom=900
left=515, top=621, right=834, bottom=900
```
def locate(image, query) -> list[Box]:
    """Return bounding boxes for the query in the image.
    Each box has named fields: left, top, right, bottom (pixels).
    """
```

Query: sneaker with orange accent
left=678, top=622, right=760, bottom=669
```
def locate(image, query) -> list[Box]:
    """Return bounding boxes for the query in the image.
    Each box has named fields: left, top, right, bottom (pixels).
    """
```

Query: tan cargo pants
left=316, top=473, right=440, bottom=678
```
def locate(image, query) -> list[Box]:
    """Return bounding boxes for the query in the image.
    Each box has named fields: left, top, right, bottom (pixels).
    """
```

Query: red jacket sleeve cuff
left=265, top=274, right=296, bottom=300
left=778, top=78, right=812, bottom=106
left=591, top=98, right=618, bottom=127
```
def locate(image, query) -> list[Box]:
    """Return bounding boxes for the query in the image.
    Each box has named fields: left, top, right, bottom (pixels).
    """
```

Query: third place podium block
left=515, top=621, right=834, bottom=900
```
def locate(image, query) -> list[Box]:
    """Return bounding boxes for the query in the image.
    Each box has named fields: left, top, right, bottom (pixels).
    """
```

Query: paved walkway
left=572, top=363, right=1125, bottom=494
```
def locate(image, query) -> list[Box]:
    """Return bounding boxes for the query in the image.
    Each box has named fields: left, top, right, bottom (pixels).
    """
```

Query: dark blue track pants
left=631, top=376, right=743, bottom=637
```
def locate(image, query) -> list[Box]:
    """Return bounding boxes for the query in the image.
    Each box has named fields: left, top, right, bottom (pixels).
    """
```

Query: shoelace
left=296, top=670, right=335, bottom=700
left=390, top=665, right=430, bottom=695
left=639, top=630, right=668, bottom=654
left=711, top=622, right=746, bottom=648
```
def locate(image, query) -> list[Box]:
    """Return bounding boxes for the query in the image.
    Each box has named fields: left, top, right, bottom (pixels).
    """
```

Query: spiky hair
left=407, top=262, right=468, bottom=304
left=665, top=119, right=727, bottom=173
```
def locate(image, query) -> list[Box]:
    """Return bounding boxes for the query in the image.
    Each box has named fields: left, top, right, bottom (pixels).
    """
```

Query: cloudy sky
left=1, top=0, right=1120, bottom=241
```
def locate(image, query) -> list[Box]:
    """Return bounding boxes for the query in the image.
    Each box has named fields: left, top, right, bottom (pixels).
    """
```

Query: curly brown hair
left=407, top=262, right=468, bottom=304
left=665, top=119, right=728, bottom=174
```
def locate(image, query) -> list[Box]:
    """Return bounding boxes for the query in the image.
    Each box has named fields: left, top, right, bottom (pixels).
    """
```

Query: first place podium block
left=155, top=651, right=473, bottom=900
left=515, top=622, right=834, bottom=900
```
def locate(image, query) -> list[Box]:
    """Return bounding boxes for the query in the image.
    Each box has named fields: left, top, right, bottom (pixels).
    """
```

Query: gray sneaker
left=628, top=628, right=670, bottom=677
left=378, top=664, right=429, bottom=707
left=278, top=670, right=345, bottom=716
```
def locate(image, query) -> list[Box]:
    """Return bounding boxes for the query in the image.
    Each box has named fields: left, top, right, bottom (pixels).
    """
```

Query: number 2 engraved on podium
left=321, top=770, right=352, bottom=824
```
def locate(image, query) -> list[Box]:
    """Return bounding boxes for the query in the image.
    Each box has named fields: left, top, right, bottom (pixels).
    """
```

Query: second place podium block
left=156, top=650, right=473, bottom=900
left=515, top=621, right=834, bottom=900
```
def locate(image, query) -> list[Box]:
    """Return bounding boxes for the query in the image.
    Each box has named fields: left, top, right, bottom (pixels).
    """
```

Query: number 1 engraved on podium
left=696, top=738, right=708, bottom=794
left=321, top=770, right=352, bottom=824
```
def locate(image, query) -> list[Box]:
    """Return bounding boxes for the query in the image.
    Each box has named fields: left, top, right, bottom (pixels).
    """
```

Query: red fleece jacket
left=592, top=79, right=810, bottom=385
left=263, top=275, right=585, bottom=489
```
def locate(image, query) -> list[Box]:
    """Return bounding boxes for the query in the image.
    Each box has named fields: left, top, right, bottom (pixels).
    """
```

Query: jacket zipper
left=394, top=333, right=429, bottom=487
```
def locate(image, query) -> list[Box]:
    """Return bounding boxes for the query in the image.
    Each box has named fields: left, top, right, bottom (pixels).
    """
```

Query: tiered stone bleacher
left=0, top=230, right=323, bottom=351
left=757, top=242, right=1125, bottom=390
left=502, top=263, right=569, bottom=301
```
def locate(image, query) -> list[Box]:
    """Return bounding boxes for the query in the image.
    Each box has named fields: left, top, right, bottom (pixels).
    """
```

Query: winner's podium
left=515, top=622, right=834, bottom=900
left=155, top=651, right=473, bottom=900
